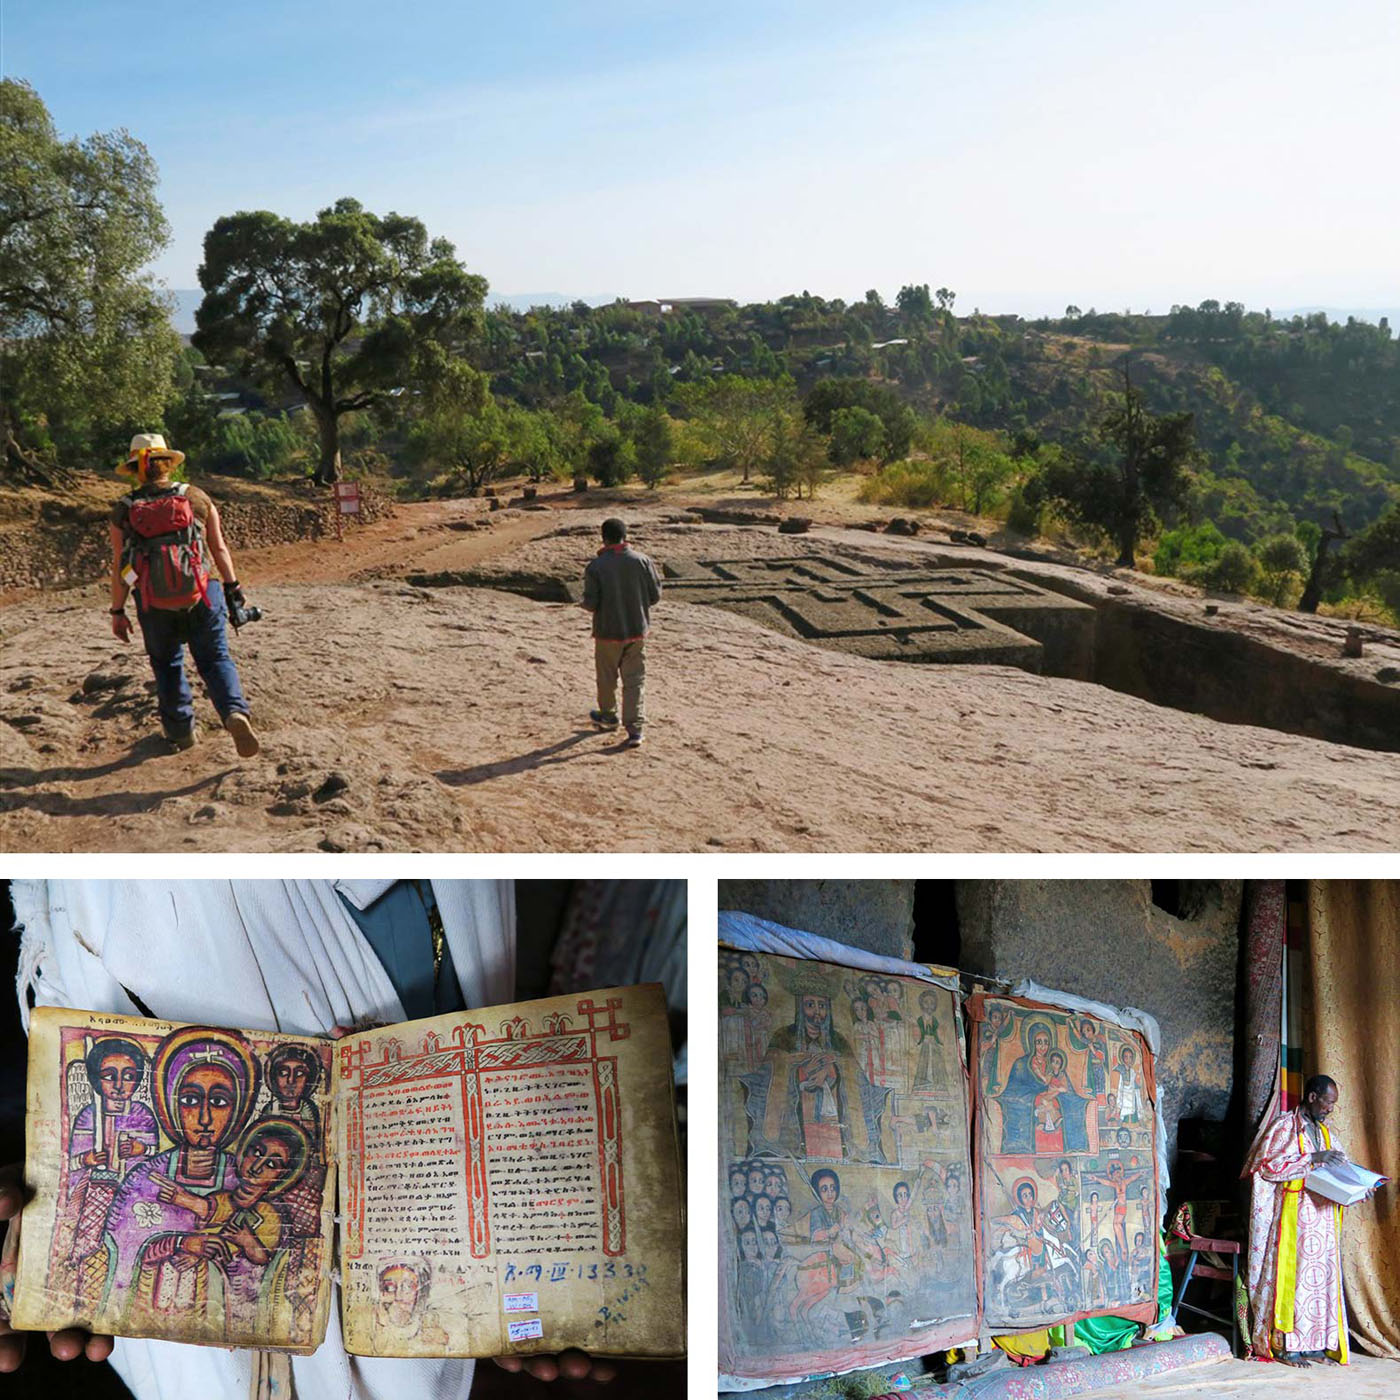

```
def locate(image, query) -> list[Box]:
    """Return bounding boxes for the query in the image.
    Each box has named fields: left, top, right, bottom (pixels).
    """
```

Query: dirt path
left=3, top=568, right=1399, bottom=852
left=228, top=494, right=571, bottom=586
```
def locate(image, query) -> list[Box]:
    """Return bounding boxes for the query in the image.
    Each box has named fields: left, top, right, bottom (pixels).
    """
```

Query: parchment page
left=13, top=1007, right=335, bottom=1351
left=336, top=984, right=684, bottom=1358
left=718, top=950, right=976, bottom=1383
left=969, top=993, right=1159, bottom=1331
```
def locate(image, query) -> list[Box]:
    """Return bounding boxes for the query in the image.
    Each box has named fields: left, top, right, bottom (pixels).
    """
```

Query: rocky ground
left=3, top=487, right=1400, bottom=852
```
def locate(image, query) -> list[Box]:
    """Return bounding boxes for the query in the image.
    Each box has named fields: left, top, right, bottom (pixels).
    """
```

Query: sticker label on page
left=509, top=1318, right=545, bottom=1342
left=504, top=1292, right=539, bottom=1314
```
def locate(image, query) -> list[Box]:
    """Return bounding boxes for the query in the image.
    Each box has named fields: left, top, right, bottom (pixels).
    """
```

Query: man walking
left=108, top=434, right=259, bottom=757
left=582, top=518, right=661, bottom=748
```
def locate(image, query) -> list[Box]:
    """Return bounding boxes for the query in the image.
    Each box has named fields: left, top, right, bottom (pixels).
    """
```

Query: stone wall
left=717, top=879, right=916, bottom=960
left=956, top=879, right=1243, bottom=1165
left=0, top=484, right=393, bottom=592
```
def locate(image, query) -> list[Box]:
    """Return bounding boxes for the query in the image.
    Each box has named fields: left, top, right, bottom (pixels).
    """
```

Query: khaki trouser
left=594, top=638, right=646, bottom=729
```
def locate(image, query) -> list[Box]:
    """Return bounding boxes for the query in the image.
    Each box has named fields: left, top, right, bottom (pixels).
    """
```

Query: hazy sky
left=6, top=0, right=1398, bottom=314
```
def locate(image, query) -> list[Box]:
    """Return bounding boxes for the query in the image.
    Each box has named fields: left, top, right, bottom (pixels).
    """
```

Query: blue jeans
left=136, top=580, right=250, bottom=737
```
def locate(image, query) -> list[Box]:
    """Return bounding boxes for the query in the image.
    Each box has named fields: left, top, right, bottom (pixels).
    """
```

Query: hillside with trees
left=5, top=77, right=1400, bottom=623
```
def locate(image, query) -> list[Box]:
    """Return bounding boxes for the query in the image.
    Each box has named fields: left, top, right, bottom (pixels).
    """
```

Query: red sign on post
left=332, top=481, right=361, bottom=541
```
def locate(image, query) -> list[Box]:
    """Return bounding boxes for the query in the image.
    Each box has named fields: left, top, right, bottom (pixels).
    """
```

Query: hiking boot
left=590, top=709, right=619, bottom=730
left=623, top=728, right=644, bottom=748
left=167, top=725, right=198, bottom=752
left=225, top=711, right=260, bottom=758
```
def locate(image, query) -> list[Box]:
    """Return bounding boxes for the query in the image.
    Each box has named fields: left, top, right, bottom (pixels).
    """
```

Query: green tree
left=941, top=423, right=1015, bottom=515
left=204, top=412, right=309, bottom=479
left=802, top=378, right=916, bottom=462
left=0, top=79, right=178, bottom=482
left=1153, top=521, right=1228, bottom=578
left=679, top=375, right=793, bottom=481
left=406, top=370, right=511, bottom=496
left=764, top=408, right=827, bottom=499
left=1205, top=540, right=1261, bottom=594
left=553, top=389, right=607, bottom=479
left=895, top=283, right=933, bottom=325
left=511, top=408, right=565, bottom=482
left=194, top=197, right=487, bottom=483
left=828, top=405, right=887, bottom=466
left=634, top=406, right=673, bottom=488
left=587, top=426, right=636, bottom=487
left=1300, top=513, right=1348, bottom=613
left=1254, top=532, right=1309, bottom=606
left=1036, top=366, right=1197, bottom=566
left=1341, top=504, right=1400, bottom=587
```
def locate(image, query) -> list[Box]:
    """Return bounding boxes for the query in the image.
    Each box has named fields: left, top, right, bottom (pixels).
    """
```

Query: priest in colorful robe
left=1244, top=1074, right=1369, bottom=1367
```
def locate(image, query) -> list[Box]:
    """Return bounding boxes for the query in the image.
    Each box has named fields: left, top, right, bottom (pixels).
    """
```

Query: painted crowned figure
left=1244, top=1074, right=1375, bottom=1367
left=741, top=967, right=891, bottom=1163
left=100, top=1027, right=259, bottom=1329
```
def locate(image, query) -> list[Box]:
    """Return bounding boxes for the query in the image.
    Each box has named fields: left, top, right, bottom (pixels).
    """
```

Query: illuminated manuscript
left=336, top=984, right=684, bottom=1358
left=718, top=949, right=976, bottom=1383
left=969, top=994, right=1159, bottom=1331
left=13, top=1009, right=335, bottom=1351
left=13, top=986, right=684, bottom=1360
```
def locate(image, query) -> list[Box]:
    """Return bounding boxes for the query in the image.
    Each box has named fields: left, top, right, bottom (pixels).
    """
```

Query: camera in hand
left=228, top=596, right=263, bottom=629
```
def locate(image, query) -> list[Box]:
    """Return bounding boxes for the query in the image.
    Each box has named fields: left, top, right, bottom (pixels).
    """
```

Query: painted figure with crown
left=739, top=964, right=892, bottom=1164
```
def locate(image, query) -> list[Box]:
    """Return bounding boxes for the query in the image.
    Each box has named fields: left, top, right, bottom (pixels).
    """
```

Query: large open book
left=10, top=987, right=684, bottom=1358
left=1305, top=1159, right=1388, bottom=1206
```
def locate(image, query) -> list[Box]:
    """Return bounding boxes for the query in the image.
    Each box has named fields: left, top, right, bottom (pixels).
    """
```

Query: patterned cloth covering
left=872, top=1331, right=1229, bottom=1398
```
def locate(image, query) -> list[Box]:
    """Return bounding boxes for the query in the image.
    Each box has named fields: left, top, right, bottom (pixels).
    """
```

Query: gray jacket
left=583, top=545, right=662, bottom=641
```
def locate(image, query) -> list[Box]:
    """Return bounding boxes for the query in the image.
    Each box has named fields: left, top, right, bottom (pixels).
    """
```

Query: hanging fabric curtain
left=1279, top=883, right=1309, bottom=1113
left=1240, top=881, right=1285, bottom=1138
left=1302, top=880, right=1400, bottom=1358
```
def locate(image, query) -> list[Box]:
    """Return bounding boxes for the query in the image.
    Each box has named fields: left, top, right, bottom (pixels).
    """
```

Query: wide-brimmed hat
left=117, top=432, right=185, bottom=479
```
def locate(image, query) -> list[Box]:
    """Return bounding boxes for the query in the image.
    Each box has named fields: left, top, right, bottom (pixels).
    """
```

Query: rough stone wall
left=0, top=487, right=393, bottom=592
left=718, top=879, right=915, bottom=960
left=956, top=879, right=1242, bottom=1165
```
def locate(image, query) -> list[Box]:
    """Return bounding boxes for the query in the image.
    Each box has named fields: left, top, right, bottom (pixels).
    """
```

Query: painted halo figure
left=371, top=1257, right=449, bottom=1350
left=100, top=1027, right=259, bottom=1327
left=740, top=966, right=891, bottom=1163
left=66, top=1037, right=160, bottom=1303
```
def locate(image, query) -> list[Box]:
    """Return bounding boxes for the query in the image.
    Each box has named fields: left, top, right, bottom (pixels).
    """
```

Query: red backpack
left=122, top=484, right=211, bottom=610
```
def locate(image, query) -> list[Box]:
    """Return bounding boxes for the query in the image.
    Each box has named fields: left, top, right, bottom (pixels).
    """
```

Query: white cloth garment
left=11, top=878, right=518, bottom=1400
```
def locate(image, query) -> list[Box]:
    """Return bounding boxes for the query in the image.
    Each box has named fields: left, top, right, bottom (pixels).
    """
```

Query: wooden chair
left=1170, top=1233, right=1240, bottom=1358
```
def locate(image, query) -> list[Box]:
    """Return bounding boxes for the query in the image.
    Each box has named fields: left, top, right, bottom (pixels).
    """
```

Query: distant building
left=661, top=298, right=737, bottom=313
left=624, top=297, right=738, bottom=315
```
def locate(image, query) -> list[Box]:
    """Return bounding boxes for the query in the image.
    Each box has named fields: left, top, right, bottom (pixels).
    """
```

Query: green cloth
left=1073, top=1313, right=1140, bottom=1353
left=1073, top=1237, right=1173, bottom=1355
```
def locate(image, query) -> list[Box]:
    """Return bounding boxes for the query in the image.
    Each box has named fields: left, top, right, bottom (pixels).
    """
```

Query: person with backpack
left=107, top=434, right=260, bottom=757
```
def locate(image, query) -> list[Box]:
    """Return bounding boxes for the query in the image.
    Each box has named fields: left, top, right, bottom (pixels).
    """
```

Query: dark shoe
left=225, top=711, right=260, bottom=758
left=590, top=709, right=619, bottom=729
left=623, top=728, right=644, bottom=748
left=166, top=725, right=198, bottom=752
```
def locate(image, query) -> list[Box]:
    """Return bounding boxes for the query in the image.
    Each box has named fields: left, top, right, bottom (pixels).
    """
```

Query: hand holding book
left=10, top=990, right=684, bottom=1361
left=1304, top=1158, right=1389, bottom=1206
left=0, top=1166, right=115, bottom=1373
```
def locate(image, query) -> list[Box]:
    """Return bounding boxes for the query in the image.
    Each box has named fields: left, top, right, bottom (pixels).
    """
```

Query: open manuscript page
left=336, top=983, right=685, bottom=1359
left=13, top=1007, right=335, bottom=1351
